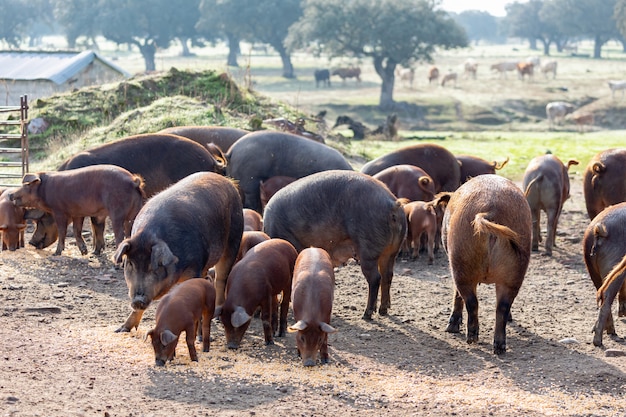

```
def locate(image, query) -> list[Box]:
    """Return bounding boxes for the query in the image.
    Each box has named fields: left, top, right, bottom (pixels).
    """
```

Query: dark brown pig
left=146, top=278, right=216, bottom=366
left=226, top=131, right=353, bottom=213
left=442, top=174, right=532, bottom=354
left=236, top=230, right=270, bottom=262
left=456, top=155, right=509, bottom=183
left=113, top=172, right=243, bottom=332
left=0, top=188, right=25, bottom=251
left=10, top=165, right=145, bottom=256
left=582, top=202, right=626, bottom=346
left=289, top=247, right=337, bottom=366
left=263, top=170, right=407, bottom=320
left=31, top=133, right=227, bottom=249
left=360, top=143, right=461, bottom=192
left=583, top=148, right=626, bottom=220
left=216, top=238, right=298, bottom=349
left=243, top=208, right=263, bottom=231
left=403, top=200, right=438, bottom=264
left=373, top=164, right=436, bottom=202
left=158, top=125, right=249, bottom=153
left=260, top=176, right=297, bottom=210
left=523, top=154, right=578, bottom=256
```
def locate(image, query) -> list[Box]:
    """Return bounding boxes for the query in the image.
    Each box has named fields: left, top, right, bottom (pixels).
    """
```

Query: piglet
left=146, top=278, right=216, bottom=366
left=289, top=248, right=337, bottom=366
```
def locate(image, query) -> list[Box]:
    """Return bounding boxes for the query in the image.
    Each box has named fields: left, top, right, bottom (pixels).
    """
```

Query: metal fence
left=0, top=95, right=29, bottom=187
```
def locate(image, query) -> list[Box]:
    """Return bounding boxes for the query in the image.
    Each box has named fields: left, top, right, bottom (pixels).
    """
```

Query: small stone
left=57, top=282, right=70, bottom=288
left=52, top=292, right=65, bottom=299
left=6, top=396, right=19, bottom=403
left=558, top=337, right=578, bottom=344
left=605, top=349, right=626, bottom=357
left=359, top=334, right=371, bottom=340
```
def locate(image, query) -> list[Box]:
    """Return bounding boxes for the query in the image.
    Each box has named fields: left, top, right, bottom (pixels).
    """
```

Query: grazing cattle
left=113, top=172, right=244, bottom=332
left=526, top=56, right=541, bottom=67
left=442, top=175, right=532, bottom=354
left=456, top=155, right=509, bottom=183
left=10, top=165, right=145, bottom=256
left=517, top=62, right=534, bottom=81
left=522, top=155, right=578, bottom=256
left=608, top=80, right=626, bottom=99
left=216, top=239, right=298, bottom=349
left=30, top=133, right=227, bottom=250
left=582, top=202, right=626, bottom=347
left=263, top=170, right=407, bottom=320
left=146, top=278, right=216, bottom=366
left=571, top=112, right=594, bottom=133
left=583, top=148, right=626, bottom=220
left=402, top=200, right=439, bottom=264
left=332, top=67, right=361, bottom=82
left=289, top=248, right=337, bottom=366
left=427, top=66, right=440, bottom=84
left=373, top=164, right=436, bottom=202
left=396, top=67, right=415, bottom=88
left=441, top=72, right=458, bottom=87
left=260, top=176, right=297, bottom=210
left=463, top=59, right=478, bottom=79
left=226, top=131, right=353, bottom=213
left=158, top=126, right=249, bottom=154
left=490, top=61, right=518, bottom=78
left=243, top=208, right=263, bottom=232
left=314, top=69, right=331, bottom=87
left=0, top=188, right=25, bottom=251
left=546, top=101, right=575, bottom=127
left=540, top=60, right=558, bottom=79
left=361, top=143, right=462, bottom=192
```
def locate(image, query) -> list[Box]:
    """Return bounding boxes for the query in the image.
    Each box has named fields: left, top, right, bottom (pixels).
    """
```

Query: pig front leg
left=90, top=216, right=106, bottom=255
left=360, top=258, right=381, bottom=320
left=185, top=325, right=199, bottom=362
left=115, top=309, right=145, bottom=333
left=445, top=288, right=464, bottom=333
left=72, top=216, right=88, bottom=255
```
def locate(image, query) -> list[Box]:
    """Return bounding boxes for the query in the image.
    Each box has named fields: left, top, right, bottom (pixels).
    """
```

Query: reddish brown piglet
left=289, top=248, right=337, bottom=366
left=146, top=278, right=216, bottom=366
left=373, top=164, right=436, bottom=202
left=235, top=230, right=270, bottom=262
left=216, top=238, right=298, bottom=349
left=243, top=208, right=263, bottom=231
left=403, top=200, right=438, bottom=264
left=0, top=189, right=26, bottom=251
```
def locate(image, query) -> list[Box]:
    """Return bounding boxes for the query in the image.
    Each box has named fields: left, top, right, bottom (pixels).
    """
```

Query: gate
left=0, top=95, right=29, bottom=187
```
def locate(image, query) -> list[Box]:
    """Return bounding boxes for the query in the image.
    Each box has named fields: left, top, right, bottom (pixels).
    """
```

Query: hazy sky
left=440, top=0, right=518, bottom=16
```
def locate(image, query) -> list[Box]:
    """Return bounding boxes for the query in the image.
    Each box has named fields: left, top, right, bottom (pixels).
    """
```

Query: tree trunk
left=593, top=36, right=603, bottom=59
left=540, top=39, right=550, bottom=56
left=374, top=56, right=396, bottom=109
left=226, top=32, right=239, bottom=67
left=139, top=41, right=157, bottom=72
left=275, top=44, right=295, bottom=79
left=529, top=38, right=537, bottom=50
left=179, top=37, right=191, bottom=56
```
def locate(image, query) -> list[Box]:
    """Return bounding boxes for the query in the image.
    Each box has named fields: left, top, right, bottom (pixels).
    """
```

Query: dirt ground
left=1, top=175, right=625, bottom=417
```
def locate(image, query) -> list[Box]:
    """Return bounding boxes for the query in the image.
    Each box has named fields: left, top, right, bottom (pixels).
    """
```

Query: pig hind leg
left=530, top=207, right=541, bottom=252
left=90, top=216, right=106, bottom=255
left=261, top=296, right=275, bottom=345
left=185, top=323, right=199, bottom=361
left=378, top=252, right=397, bottom=316
left=445, top=288, right=464, bottom=333
left=278, top=288, right=291, bottom=337
left=619, top=283, right=626, bottom=317
left=544, top=206, right=561, bottom=256
left=360, top=257, right=381, bottom=320
left=494, top=282, right=521, bottom=354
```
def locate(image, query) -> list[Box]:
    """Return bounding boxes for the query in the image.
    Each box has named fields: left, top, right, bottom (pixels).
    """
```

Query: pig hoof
left=362, top=311, right=374, bottom=321
left=265, top=340, right=275, bottom=346
left=114, top=326, right=131, bottom=333
left=541, top=251, right=552, bottom=257
left=493, top=344, right=506, bottom=355
left=303, top=359, right=316, bottom=367
left=378, top=306, right=388, bottom=316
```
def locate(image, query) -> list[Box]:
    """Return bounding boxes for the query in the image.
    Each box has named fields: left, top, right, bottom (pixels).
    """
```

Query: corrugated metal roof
left=0, top=50, right=130, bottom=84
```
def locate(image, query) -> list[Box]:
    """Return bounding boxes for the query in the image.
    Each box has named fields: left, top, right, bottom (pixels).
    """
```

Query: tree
left=613, top=0, right=626, bottom=49
left=196, top=0, right=243, bottom=67
left=287, top=0, right=467, bottom=109
left=505, top=0, right=566, bottom=55
left=53, top=0, right=102, bottom=49
left=453, top=10, right=504, bottom=45
left=0, top=0, right=31, bottom=47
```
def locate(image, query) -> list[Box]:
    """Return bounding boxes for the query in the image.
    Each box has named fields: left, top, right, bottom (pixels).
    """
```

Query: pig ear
left=22, top=173, right=41, bottom=186
left=23, top=208, right=45, bottom=220
left=288, top=320, right=308, bottom=332
left=151, top=240, right=178, bottom=271
left=320, top=322, right=338, bottom=334
left=113, top=241, right=130, bottom=264
left=0, top=224, right=6, bottom=231
left=160, top=330, right=178, bottom=346
left=231, top=306, right=251, bottom=328
left=213, top=305, right=222, bottom=319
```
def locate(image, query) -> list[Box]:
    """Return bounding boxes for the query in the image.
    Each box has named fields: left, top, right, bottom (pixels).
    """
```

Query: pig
left=360, top=143, right=461, bottom=192
left=289, top=247, right=337, bottom=366
left=243, top=208, right=263, bottom=231
left=236, top=230, right=270, bottom=262
left=226, top=130, right=353, bottom=213
left=31, top=133, right=227, bottom=249
left=594, top=254, right=626, bottom=347
left=215, top=238, right=298, bottom=349
left=158, top=125, right=249, bottom=154
left=403, top=200, right=438, bottom=264
left=263, top=170, right=407, bottom=320
left=146, top=278, right=216, bottom=366
left=113, top=172, right=243, bottom=332
left=373, top=164, right=436, bottom=202
left=9, top=165, right=145, bottom=256
left=582, top=202, right=626, bottom=346
left=583, top=148, right=626, bottom=220
left=260, top=176, right=297, bottom=210
left=456, top=155, right=509, bottom=183
left=0, top=188, right=26, bottom=251
left=442, top=174, right=532, bottom=354
left=522, top=154, right=579, bottom=256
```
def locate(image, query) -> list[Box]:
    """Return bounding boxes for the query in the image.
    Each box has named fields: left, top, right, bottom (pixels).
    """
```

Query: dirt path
left=1, top=177, right=625, bottom=417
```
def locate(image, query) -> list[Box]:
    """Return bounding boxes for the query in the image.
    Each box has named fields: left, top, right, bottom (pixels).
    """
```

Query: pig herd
left=2, top=125, right=626, bottom=364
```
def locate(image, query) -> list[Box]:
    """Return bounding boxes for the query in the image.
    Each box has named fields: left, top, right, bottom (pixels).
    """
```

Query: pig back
left=292, top=248, right=335, bottom=322
left=583, top=148, right=626, bottom=220
left=158, top=126, right=249, bottom=153
left=583, top=202, right=626, bottom=280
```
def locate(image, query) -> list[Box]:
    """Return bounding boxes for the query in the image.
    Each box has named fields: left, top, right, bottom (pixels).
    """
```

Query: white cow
left=540, top=60, right=558, bottom=79
left=396, top=67, right=415, bottom=88
left=546, top=101, right=575, bottom=128
left=608, top=80, right=626, bottom=99
left=490, top=61, right=518, bottom=78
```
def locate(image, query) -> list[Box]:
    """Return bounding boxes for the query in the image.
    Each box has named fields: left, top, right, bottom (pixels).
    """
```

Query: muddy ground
left=1, top=176, right=625, bottom=417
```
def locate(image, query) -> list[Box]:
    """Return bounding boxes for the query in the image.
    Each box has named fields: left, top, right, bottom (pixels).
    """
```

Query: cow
left=396, top=67, right=415, bottom=88
left=113, top=172, right=244, bottom=332
left=0, top=188, right=26, bottom=251
left=441, top=174, right=532, bottom=354
left=490, top=61, right=518, bottom=78
left=372, top=164, right=436, bottom=202
left=263, top=170, right=407, bottom=321
left=583, top=148, right=626, bottom=220
left=571, top=112, right=594, bottom=133
left=314, top=69, right=331, bottom=87
left=427, top=66, right=440, bottom=84
left=332, top=67, right=361, bottom=82
left=540, top=60, right=557, bottom=79
left=441, top=72, right=458, bottom=87
left=9, top=165, right=145, bottom=256
left=157, top=126, right=249, bottom=154
left=608, top=80, right=626, bottom=99
left=546, top=101, right=575, bottom=128
left=463, top=59, right=478, bottom=79
left=226, top=131, right=353, bottom=213
left=517, top=62, right=534, bottom=81
left=456, top=155, right=509, bottom=184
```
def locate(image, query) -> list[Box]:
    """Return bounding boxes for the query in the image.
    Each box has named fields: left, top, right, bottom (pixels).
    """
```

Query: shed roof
left=0, top=50, right=130, bottom=84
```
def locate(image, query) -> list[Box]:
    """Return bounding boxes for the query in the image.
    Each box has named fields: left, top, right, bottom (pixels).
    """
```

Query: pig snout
left=131, top=294, right=149, bottom=311
left=226, top=341, right=240, bottom=350
left=303, top=357, right=316, bottom=367
left=155, top=359, right=166, bottom=367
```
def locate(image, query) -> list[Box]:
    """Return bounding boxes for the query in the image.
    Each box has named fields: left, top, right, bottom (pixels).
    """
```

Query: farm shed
left=0, top=50, right=130, bottom=105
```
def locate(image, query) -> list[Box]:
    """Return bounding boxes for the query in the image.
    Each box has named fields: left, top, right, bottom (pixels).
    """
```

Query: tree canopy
left=453, top=10, right=504, bottom=45
left=287, top=0, right=467, bottom=108
left=0, top=0, right=32, bottom=48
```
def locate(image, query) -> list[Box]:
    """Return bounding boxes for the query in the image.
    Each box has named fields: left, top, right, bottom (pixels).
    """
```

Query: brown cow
left=583, top=148, right=626, bottom=220
left=428, top=66, right=440, bottom=84
left=146, top=278, right=216, bottom=366
left=442, top=174, right=532, bottom=354
left=0, top=188, right=26, bottom=251
left=332, top=67, right=361, bottom=82
left=517, top=62, right=534, bottom=81
left=456, top=155, right=509, bottom=183
left=10, top=165, right=145, bottom=256
left=260, top=176, right=297, bottom=210
left=373, top=164, right=436, bottom=202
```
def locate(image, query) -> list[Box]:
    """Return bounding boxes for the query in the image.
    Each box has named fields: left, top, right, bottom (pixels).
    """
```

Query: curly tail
left=472, top=212, right=522, bottom=248
left=523, top=174, right=542, bottom=198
